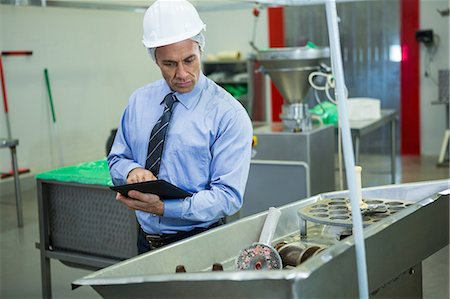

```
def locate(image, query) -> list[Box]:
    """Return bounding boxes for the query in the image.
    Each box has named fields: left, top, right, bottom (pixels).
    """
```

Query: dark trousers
left=137, top=221, right=222, bottom=254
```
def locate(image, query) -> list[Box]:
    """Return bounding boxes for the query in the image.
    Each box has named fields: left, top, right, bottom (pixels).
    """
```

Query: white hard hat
left=142, top=0, right=206, bottom=49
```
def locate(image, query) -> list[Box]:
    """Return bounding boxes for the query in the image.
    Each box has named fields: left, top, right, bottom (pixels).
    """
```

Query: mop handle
left=44, top=69, right=56, bottom=123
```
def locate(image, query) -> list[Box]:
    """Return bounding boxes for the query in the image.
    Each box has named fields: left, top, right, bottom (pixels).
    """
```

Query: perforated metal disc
left=297, top=197, right=412, bottom=228
left=236, top=243, right=282, bottom=270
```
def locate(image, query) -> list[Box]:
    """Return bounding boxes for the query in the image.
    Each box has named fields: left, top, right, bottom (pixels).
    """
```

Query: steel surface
left=73, top=180, right=449, bottom=298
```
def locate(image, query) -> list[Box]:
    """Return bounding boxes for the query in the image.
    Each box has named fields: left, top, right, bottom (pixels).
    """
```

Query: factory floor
left=0, top=154, right=449, bottom=299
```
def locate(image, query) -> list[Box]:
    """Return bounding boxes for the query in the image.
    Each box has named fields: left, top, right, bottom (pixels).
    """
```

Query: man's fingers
left=127, top=171, right=156, bottom=184
left=115, top=189, right=162, bottom=215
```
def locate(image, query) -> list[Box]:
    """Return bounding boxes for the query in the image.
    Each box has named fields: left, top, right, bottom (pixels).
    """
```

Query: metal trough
left=73, top=180, right=449, bottom=298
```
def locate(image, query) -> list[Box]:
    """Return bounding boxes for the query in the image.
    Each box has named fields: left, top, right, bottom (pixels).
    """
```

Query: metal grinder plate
left=297, top=197, right=413, bottom=228
left=236, top=243, right=282, bottom=270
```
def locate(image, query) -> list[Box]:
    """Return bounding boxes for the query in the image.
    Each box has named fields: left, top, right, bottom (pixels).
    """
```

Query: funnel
left=257, top=47, right=330, bottom=131
left=257, top=47, right=330, bottom=104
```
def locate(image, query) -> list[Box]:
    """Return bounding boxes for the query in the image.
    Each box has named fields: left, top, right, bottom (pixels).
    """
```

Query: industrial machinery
left=73, top=180, right=449, bottom=298
left=244, top=46, right=335, bottom=212
left=257, top=46, right=330, bottom=132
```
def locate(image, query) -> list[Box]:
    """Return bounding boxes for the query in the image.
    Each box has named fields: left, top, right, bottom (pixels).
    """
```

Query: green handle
left=44, top=68, right=56, bottom=123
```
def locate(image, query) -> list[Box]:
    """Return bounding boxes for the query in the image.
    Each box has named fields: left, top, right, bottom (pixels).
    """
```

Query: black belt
left=142, top=221, right=222, bottom=249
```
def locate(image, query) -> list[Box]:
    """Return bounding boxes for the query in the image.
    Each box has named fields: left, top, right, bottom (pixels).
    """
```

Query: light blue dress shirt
left=108, top=72, right=253, bottom=234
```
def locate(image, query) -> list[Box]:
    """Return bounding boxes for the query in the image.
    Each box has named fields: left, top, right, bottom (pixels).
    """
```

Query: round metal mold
left=298, top=197, right=412, bottom=228
left=235, top=243, right=282, bottom=271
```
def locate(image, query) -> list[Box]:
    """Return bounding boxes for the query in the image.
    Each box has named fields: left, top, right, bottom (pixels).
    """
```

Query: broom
left=44, top=68, right=64, bottom=167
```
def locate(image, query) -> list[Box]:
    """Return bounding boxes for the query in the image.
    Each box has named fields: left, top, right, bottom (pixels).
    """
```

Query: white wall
left=0, top=3, right=268, bottom=175
left=419, top=0, right=449, bottom=156
left=1, top=0, right=446, bottom=178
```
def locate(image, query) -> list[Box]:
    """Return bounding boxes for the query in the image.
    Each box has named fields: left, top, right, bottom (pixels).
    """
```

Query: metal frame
left=1, top=138, right=23, bottom=227
left=36, top=179, right=138, bottom=299
left=343, top=109, right=398, bottom=183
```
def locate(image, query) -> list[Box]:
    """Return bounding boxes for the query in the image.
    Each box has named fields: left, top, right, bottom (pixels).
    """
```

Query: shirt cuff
left=124, top=162, right=143, bottom=180
left=163, top=199, right=183, bottom=218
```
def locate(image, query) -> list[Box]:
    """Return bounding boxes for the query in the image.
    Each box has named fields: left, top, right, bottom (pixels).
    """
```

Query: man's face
left=155, top=39, right=201, bottom=94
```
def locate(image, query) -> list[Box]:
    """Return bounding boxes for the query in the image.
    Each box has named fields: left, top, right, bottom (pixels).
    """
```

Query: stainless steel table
left=0, top=138, right=23, bottom=227
left=73, top=180, right=449, bottom=299
left=340, top=109, right=397, bottom=183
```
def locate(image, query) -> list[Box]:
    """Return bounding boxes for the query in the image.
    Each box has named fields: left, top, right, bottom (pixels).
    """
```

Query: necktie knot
left=164, top=93, right=177, bottom=111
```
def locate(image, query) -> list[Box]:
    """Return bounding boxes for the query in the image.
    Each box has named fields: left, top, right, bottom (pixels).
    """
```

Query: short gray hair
left=147, top=32, right=205, bottom=62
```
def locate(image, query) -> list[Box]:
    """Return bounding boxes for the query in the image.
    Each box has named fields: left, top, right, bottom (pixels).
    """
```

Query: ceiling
left=0, top=0, right=253, bottom=13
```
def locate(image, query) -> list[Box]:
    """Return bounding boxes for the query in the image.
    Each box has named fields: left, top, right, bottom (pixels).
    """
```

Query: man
left=108, top=0, right=253, bottom=254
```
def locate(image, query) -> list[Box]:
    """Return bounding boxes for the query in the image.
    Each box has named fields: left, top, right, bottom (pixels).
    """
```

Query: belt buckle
left=146, top=235, right=164, bottom=248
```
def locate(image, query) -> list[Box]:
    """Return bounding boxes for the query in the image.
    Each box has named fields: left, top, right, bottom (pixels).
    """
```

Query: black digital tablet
left=110, top=180, right=192, bottom=199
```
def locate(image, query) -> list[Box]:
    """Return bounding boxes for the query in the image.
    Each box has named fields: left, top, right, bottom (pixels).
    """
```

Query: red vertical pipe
left=0, top=57, right=9, bottom=113
left=0, top=51, right=32, bottom=114
left=400, top=0, right=420, bottom=155
left=268, top=7, right=285, bottom=122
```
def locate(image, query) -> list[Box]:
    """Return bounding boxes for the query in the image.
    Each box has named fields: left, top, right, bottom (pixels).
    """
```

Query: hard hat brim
left=142, top=26, right=205, bottom=49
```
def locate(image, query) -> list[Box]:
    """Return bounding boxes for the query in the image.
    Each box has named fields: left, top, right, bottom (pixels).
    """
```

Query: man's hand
left=116, top=190, right=164, bottom=216
left=119, top=168, right=163, bottom=215
left=127, top=167, right=157, bottom=183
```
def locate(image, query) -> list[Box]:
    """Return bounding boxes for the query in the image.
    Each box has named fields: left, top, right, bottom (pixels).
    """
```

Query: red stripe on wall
left=268, top=7, right=285, bottom=122
left=400, top=0, right=420, bottom=155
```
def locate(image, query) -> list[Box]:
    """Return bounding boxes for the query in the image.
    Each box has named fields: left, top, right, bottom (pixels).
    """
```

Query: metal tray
left=73, top=180, right=449, bottom=298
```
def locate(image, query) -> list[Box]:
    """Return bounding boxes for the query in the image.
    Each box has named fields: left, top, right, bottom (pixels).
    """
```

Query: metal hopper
left=257, top=47, right=330, bottom=131
left=73, top=180, right=449, bottom=298
left=257, top=47, right=330, bottom=104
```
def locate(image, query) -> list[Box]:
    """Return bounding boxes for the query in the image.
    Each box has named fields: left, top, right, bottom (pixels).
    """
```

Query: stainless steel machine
left=257, top=46, right=330, bottom=132
left=244, top=46, right=335, bottom=213
left=73, top=180, right=449, bottom=298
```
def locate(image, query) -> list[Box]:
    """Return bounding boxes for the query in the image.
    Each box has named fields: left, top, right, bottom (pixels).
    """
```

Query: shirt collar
left=160, top=72, right=206, bottom=110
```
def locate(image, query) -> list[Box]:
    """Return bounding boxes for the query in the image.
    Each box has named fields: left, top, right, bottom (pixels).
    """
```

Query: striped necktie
left=145, top=93, right=177, bottom=176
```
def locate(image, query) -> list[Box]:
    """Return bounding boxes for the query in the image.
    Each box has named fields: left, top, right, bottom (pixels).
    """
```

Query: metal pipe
left=391, top=118, right=396, bottom=183
left=325, top=1, right=369, bottom=298
left=1, top=51, right=33, bottom=56
left=10, top=145, right=23, bottom=227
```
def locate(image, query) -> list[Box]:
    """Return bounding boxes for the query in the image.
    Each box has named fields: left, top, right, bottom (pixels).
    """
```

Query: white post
left=325, top=1, right=369, bottom=298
